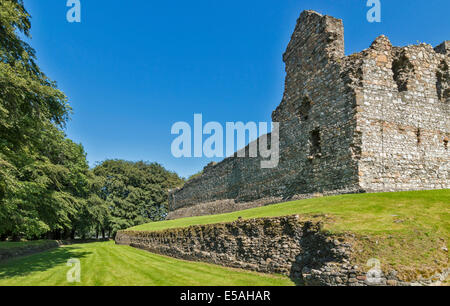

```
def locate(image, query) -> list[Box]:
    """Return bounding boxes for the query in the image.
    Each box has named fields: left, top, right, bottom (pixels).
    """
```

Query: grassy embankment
left=0, top=241, right=293, bottom=286
left=129, top=190, right=450, bottom=280
left=0, top=240, right=53, bottom=250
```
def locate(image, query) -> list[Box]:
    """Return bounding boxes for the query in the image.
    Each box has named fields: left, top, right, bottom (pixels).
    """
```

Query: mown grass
left=0, top=241, right=293, bottom=286
left=129, top=190, right=450, bottom=280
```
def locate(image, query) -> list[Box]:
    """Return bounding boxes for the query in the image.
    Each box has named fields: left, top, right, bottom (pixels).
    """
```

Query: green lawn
left=130, top=190, right=450, bottom=236
left=0, top=241, right=293, bottom=286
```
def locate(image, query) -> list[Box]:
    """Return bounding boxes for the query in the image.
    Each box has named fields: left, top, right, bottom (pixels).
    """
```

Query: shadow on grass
left=0, top=246, right=91, bottom=279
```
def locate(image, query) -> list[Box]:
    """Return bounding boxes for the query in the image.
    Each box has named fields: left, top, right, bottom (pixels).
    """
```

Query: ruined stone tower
left=168, top=10, right=449, bottom=219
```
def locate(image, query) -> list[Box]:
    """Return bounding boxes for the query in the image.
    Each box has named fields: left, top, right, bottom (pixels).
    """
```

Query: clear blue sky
left=23, top=0, right=449, bottom=178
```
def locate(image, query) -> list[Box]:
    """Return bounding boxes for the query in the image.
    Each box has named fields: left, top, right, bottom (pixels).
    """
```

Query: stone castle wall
left=353, top=37, right=449, bottom=192
left=168, top=11, right=449, bottom=219
left=168, top=11, right=361, bottom=219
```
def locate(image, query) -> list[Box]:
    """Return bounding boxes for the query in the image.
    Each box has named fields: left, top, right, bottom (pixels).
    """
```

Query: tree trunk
left=101, top=228, right=106, bottom=239
left=61, top=230, right=68, bottom=240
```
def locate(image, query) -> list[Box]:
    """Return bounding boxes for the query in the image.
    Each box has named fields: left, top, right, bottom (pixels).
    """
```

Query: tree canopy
left=0, top=0, right=185, bottom=241
left=93, top=160, right=184, bottom=235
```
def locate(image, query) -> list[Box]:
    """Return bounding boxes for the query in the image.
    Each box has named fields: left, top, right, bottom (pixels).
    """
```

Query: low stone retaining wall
left=116, top=216, right=448, bottom=286
left=0, top=240, right=61, bottom=262
left=118, top=216, right=327, bottom=278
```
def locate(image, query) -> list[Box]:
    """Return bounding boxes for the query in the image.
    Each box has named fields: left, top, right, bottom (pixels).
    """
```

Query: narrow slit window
left=310, top=129, right=322, bottom=157
left=297, top=96, right=312, bottom=121
left=437, top=60, right=449, bottom=102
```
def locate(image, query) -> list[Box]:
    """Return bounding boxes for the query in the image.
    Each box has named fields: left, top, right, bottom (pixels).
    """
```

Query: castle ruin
left=168, top=10, right=449, bottom=219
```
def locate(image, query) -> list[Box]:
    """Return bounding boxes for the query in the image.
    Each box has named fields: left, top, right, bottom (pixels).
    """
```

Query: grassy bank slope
left=130, top=190, right=450, bottom=236
left=0, top=240, right=54, bottom=251
left=0, top=241, right=293, bottom=286
left=0, top=240, right=61, bottom=263
left=129, top=190, right=449, bottom=280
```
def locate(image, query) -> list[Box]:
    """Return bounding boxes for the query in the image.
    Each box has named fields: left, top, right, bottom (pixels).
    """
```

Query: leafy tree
left=0, top=1, right=185, bottom=241
left=0, top=0, right=83, bottom=240
left=93, top=160, right=184, bottom=236
left=73, top=173, right=112, bottom=239
left=0, top=0, right=69, bottom=143
left=0, top=121, right=91, bottom=239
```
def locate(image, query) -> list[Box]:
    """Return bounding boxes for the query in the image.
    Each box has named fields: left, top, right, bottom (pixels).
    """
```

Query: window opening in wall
left=297, top=96, right=312, bottom=121
left=437, top=60, right=449, bottom=102
left=309, top=128, right=322, bottom=158
left=392, top=53, right=414, bottom=92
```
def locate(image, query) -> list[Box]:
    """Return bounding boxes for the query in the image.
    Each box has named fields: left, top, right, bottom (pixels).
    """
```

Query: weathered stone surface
left=167, top=10, right=449, bottom=220
left=116, top=216, right=449, bottom=286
